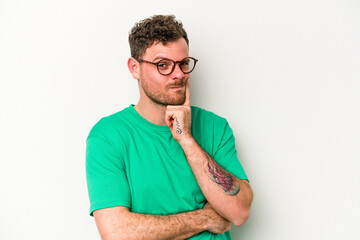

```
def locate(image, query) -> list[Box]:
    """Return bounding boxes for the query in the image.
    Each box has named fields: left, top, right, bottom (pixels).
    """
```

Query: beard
left=139, top=77, right=186, bottom=106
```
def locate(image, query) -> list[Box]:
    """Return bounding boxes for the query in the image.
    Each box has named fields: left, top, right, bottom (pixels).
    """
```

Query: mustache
left=168, top=84, right=184, bottom=88
left=167, top=80, right=186, bottom=88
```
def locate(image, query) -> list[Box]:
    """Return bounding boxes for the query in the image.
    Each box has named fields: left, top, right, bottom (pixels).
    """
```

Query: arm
left=93, top=205, right=231, bottom=240
left=87, top=117, right=231, bottom=239
left=178, top=138, right=253, bottom=226
left=165, top=80, right=253, bottom=226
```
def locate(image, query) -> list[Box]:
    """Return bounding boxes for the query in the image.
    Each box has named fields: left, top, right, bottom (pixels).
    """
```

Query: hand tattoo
left=175, top=118, right=182, bottom=135
left=204, top=153, right=240, bottom=196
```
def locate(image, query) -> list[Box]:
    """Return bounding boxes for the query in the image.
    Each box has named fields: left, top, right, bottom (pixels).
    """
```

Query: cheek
left=140, top=67, right=169, bottom=89
left=148, top=74, right=167, bottom=89
left=142, top=77, right=163, bottom=94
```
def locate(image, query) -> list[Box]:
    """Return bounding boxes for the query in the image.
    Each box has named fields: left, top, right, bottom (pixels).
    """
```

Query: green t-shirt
left=86, top=105, right=248, bottom=239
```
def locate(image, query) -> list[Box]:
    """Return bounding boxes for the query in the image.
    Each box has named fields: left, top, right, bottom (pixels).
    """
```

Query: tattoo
left=175, top=118, right=182, bottom=135
left=204, top=153, right=240, bottom=196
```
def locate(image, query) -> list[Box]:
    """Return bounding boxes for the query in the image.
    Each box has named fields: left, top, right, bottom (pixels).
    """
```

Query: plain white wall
left=1, top=0, right=359, bottom=239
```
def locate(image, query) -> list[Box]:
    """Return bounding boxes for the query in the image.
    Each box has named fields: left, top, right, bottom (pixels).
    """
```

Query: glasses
left=137, top=57, right=198, bottom=76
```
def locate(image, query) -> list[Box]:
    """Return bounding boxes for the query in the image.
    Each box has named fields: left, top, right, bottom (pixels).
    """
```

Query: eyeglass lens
left=157, top=58, right=196, bottom=75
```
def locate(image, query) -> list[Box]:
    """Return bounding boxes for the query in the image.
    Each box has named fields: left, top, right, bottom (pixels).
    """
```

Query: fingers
left=182, top=79, right=190, bottom=106
left=165, top=112, right=174, bottom=128
left=165, top=81, right=192, bottom=142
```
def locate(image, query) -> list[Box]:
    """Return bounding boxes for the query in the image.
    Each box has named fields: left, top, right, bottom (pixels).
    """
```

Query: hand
left=165, top=79, right=193, bottom=144
left=202, top=202, right=231, bottom=234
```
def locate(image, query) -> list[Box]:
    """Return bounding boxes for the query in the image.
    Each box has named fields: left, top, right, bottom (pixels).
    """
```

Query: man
left=86, top=15, right=253, bottom=240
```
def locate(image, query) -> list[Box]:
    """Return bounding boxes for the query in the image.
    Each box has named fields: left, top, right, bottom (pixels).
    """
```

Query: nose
left=171, top=62, right=185, bottom=79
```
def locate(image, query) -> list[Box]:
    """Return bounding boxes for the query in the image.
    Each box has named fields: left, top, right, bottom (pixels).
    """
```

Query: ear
left=127, top=57, right=140, bottom=80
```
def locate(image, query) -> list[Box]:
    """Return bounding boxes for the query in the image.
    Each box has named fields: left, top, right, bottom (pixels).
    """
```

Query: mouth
left=168, top=85, right=184, bottom=90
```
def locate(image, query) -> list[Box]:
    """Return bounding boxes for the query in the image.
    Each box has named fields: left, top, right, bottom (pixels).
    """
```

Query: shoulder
left=87, top=106, right=132, bottom=140
left=190, top=106, right=235, bottom=156
left=191, top=105, right=228, bottom=127
left=191, top=106, right=232, bottom=143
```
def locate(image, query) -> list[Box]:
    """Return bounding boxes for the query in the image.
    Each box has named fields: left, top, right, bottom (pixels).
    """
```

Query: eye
left=180, top=60, right=190, bottom=66
left=157, top=60, right=172, bottom=69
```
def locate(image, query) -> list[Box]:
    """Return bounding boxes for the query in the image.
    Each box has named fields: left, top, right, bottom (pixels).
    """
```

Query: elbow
left=102, top=233, right=131, bottom=240
left=231, top=208, right=251, bottom=226
left=231, top=198, right=253, bottom=226
left=100, top=232, right=121, bottom=240
left=232, top=181, right=253, bottom=226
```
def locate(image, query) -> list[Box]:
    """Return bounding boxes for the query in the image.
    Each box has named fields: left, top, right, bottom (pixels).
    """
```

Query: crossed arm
left=178, top=138, right=253, bottom=226
left=93, top=141, right=252, bottom=240
left=94, top=203, right=230, bottom=240
left=94, top=133, right=253, bottom=240
left=164, top=80, right=253, bottom=226
left=93, top=81, right=253, bottom=239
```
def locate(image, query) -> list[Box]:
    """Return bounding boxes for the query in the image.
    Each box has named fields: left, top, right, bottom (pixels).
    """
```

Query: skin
left=93, top=38, right=253, bottom=239
left=94, top=204, right=231, bottom=240
left=129, top=38, right=191, bottom=125
left=164, top=70, right=253, bottom=226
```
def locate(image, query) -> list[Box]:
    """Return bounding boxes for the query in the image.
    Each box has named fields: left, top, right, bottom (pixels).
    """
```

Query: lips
left=168, top=85, right=184, bottom=89
left=169, top=85, right=183, bottom=88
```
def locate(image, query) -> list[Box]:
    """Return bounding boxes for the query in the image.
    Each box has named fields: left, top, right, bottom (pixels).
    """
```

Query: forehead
left=143, top=38, right=189, bottom=61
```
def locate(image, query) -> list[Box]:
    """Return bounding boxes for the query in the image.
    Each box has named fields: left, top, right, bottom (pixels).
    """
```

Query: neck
left=134, top=98, right=167, bottom=126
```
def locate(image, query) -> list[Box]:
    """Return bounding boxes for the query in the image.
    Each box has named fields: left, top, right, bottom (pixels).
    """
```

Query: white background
left=1, top=0, right=359, bottom=239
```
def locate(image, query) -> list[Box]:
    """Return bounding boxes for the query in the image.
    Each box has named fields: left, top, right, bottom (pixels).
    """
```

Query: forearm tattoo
left=204, top=153, right=240, bottom=196
left=175, top=118, right=182, bottom=135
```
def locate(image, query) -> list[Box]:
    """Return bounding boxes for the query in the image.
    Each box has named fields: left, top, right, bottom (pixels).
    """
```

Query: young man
left=86, top=15, right=253, bottom=240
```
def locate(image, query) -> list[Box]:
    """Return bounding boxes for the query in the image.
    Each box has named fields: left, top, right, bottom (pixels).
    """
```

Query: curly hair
left=128, top=15, right=189, bottom=60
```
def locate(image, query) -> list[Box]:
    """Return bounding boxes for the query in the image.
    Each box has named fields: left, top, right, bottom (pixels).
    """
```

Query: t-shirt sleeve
left=212, top=119, right=249, bottom=181
left=86, top=130, right=131, bottom=216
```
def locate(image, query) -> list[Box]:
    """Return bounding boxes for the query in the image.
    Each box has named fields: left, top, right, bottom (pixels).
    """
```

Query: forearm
left=164, top=85, right=252, bottom=226
left=94, top=206, right=221, bottom=240
left=118, top=210, right=205, bottom=240
left=179, top=138, right=253, bottom=226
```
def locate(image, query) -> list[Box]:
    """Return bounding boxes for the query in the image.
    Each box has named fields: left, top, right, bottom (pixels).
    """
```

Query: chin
left=167, top=100, right=185, bottom=106
left=167, top=96, right=186, bottom=105
left=147, top=91, right=185, bottom=106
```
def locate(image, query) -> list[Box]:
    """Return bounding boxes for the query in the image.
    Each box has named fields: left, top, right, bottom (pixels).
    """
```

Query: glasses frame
left=137, top=57, right=198, bottom=76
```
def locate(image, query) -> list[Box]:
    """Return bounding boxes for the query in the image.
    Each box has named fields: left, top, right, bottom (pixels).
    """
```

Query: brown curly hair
left=128, top=15, right=189, bottom=60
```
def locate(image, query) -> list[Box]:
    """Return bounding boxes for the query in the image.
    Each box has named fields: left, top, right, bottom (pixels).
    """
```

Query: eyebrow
left=153, top=57, right=171, bottom=62
left=152, top=57, right=188, bottom=62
